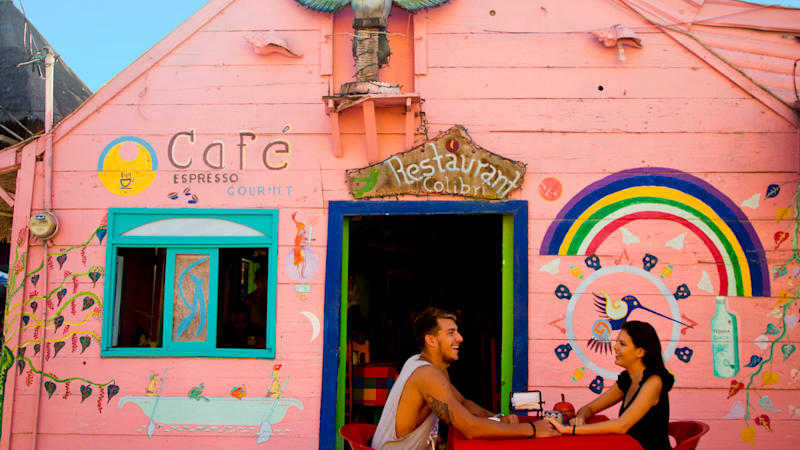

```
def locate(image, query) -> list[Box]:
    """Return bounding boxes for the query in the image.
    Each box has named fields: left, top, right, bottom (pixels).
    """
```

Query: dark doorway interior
left=346, top=214, right=503, bottom=422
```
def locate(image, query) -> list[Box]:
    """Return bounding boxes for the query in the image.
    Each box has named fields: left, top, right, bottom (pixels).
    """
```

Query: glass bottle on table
left=711, top=296, right=740, bottom=378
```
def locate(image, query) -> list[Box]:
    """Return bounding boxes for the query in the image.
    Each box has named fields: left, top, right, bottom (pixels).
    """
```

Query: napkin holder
left=510, top=390, right=544, bottom=417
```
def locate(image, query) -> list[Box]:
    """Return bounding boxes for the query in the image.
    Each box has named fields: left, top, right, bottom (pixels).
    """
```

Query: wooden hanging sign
left=346, top=125, right=526, bottom=200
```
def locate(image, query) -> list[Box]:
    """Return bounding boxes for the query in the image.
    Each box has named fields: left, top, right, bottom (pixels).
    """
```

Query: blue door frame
left=319, top=200, right=529, bottom=449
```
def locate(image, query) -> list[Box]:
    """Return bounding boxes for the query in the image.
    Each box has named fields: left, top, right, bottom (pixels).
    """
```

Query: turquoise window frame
left=101, top=208, right=279, bottom=358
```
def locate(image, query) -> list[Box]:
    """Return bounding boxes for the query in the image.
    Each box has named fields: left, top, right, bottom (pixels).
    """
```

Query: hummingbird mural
left=592, top=289, right=694, bottom=331
left=294, top=1, right=451, bottom=91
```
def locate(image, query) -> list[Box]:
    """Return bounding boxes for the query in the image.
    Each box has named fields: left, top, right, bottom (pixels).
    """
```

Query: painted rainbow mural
left=540, top=168, right=770, bottom=297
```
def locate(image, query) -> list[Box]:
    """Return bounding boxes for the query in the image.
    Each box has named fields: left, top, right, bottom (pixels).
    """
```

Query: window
left=101, top=209, right=278, bottom=358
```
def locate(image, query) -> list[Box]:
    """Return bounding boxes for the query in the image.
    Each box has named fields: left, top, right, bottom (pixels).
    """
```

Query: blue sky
left=11, top=0, right=800, bottom=92
left=12, top=0, right=208, bottom=92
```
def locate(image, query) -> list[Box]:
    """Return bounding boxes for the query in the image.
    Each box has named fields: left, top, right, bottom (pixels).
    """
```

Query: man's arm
left=450, top=383, right=493, bottom=417
left=410, top=366, right=557, bottom=439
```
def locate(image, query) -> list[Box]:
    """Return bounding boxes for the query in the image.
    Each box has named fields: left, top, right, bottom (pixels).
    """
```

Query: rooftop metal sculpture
left=294, top=0, right=450, bottom=94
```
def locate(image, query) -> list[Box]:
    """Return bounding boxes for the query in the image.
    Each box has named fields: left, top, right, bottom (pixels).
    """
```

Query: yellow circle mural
left=97, top=137, right=158, bottom=196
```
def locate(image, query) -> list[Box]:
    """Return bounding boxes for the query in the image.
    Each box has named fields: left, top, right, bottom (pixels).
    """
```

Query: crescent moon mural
left=300, top=311, right=320, bottom=343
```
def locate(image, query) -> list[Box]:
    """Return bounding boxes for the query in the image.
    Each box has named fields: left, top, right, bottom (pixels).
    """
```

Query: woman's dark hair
left=413, top=307, right=457, bottom=351
left=621, top=320, right=665, bottom=372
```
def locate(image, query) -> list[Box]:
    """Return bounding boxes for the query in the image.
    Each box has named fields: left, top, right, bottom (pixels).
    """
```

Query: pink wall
left=2, top=0, right=799, bottom=448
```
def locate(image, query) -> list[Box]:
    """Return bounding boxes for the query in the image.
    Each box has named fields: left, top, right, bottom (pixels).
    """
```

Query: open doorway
left=344, top=214, right=503, bottom=423
left=321, top=200, right=528, bottom=450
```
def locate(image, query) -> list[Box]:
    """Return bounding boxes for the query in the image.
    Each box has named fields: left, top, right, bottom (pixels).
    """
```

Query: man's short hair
left=414, top=307, right=457, bottom=351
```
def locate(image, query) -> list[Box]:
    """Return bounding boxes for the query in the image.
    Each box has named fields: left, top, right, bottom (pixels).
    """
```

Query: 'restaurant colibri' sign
left=346, top=125, right=526, bottom=200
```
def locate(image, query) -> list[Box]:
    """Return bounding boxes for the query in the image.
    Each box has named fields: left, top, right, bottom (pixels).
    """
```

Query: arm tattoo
left=425, top=394, right=454, bottom=425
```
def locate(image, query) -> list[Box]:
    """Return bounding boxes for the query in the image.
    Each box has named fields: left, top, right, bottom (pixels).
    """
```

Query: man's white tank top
left=371, top=354, right=439, bottom=449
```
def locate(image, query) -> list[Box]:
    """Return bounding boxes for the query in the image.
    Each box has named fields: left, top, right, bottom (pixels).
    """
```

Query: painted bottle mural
left=711, top=296, right=740, bottom=378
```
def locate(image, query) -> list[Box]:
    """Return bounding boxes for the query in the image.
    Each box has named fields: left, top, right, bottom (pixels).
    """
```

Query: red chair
left=340, top=423, right=377, bottom=450
left=669, top=421, right=710, bottom=450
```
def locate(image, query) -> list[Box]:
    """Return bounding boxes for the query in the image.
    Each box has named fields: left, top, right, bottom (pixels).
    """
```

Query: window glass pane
left=172, top=254, right=210, bottom=343
left=115, top=248, right=165, bottom=347
left=217, top=248, right=268, bottom=349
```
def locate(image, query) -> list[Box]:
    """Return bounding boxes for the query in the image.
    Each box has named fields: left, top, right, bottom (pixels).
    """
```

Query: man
left=371, top=307, right=558, bottom=449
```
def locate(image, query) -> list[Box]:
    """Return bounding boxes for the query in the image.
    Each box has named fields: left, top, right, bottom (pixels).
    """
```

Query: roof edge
left=49, top=0, right=237, bottom=144
left=617, top=0, right=799, bottom=128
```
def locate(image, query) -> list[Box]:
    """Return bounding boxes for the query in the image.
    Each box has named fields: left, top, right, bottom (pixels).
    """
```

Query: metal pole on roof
left=30, top=46, right=55, bottom=450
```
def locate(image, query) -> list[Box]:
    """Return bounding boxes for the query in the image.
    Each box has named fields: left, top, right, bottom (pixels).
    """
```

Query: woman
left=546, top=321, right=674, bottom=449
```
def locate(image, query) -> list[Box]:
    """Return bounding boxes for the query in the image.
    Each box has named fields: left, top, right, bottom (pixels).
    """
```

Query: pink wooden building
left=1, top=0, right=799, bottom=448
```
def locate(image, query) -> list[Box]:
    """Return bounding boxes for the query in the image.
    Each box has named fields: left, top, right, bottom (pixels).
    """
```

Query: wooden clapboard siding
left=4, top=0, right=800, bottom=449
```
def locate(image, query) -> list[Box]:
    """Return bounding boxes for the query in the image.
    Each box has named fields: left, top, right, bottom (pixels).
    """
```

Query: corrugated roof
left=0, top=0, right=92, bottom=147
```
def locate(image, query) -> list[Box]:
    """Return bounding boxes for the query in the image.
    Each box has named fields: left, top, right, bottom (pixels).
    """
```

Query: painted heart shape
left=44, top=381, right=56, bottom=399
left=88, top=270, right=101, bottom=286
left=727, top=380, right=744, bottom=399
left=723, top=401, right=745, bottom=419
left=758, top=395, right=781, bottom=413
left=56, top=289, right=67, bottom=306
left=765, top=323, right=780, bottom=335
left=766, top=184, right=781, bottom=199
left=745, top=355, right=763, bottom=367
left=742, top=194, right=760, bottom=209
left=741, top=425, right=756, bottom=445
left=782, top=344, right=796, bottom=361
left=82, top=297, right=95, bottom=311
left=80, top=385, right=92, bottom=403
left=33, top=343, right=40, bottom=355
left=30, top=302, right=38, bottom=313
left=53, top=341, right=66, bottom=357
left=56, top=254, right=67, bottom=269
left=107, top=384, right=120, bottom=403
left=774, top=231, right=789, bottom=250
left=53, top=315, right=64, bottom=332
left=792, top=368, right=800, bottom=381
left=756, top=414, right=772, bottom=432
left=21, top=315, right=29, bottom=325
left=762, top=371, right=780, bottom=386
left=755, top=334, right=769, bottom=350
left=30, top=274, right=39, bottom=287
left=785, top=315, right=799, bottom=331
left=79, top=336, right=91, bottom=354
left=96, top=228, right=107, bottom=244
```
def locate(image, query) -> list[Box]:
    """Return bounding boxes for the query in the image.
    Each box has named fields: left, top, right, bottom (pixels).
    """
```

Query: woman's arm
left=572, top=383, right=625, bottom=425
left=547, top=375, right=663, bottom=435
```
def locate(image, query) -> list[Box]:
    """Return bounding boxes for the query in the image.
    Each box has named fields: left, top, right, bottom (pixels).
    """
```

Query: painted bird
left=230, top=384, right=246, bottom=400
left=593, top=289, right=693, bottom=330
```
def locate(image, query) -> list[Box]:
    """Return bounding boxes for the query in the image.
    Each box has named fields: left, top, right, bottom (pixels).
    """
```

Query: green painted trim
left=501, top=215, right=513, bottom=414
left=336, top=218, right=349, bottom=450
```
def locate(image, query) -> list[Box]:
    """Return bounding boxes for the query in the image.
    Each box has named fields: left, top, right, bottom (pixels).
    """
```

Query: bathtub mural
left=118, top=368, right=303, bottom=444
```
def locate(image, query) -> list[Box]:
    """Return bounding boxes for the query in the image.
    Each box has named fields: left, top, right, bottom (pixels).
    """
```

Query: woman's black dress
left=617, top=368, right=675, bottom=450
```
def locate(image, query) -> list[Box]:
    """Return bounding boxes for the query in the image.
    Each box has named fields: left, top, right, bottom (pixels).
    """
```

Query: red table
left=448, top=416, right=643, bottom=450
